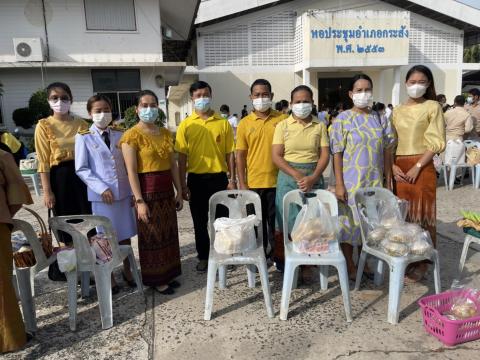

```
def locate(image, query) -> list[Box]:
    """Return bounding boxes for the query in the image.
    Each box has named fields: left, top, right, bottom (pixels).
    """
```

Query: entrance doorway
left=317, top=77, right=353, bottom=111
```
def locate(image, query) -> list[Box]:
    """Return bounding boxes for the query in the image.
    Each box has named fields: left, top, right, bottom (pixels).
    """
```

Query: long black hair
left=405, top=65, right=437, bottom=101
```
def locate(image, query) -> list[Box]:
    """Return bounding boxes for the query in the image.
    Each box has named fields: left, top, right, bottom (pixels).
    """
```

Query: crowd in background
left=3, top=62, right=480, bottom=353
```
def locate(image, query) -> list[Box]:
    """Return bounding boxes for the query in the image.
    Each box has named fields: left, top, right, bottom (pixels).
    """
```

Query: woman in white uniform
left=75, top=94, right=137, bottom=292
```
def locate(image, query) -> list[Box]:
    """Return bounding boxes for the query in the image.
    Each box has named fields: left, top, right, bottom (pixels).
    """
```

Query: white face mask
left=48, top=99, right=71, bottom=115
left=352, top=92, right=372, bottom=109
left=406, top=84, right=427, bottom=99
left=291, top=103, right=312, bottom=119
left=252, top=97, right=272, bottom=112
left=92, top=112, right=112, bottom=129
left=466, top=96, right=474, bottom=105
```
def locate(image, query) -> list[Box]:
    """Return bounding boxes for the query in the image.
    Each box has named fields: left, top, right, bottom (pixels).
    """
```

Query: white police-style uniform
left=75, top=123, right=136, bottom=240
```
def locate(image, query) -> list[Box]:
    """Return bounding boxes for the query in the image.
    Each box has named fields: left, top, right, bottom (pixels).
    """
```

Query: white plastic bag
left=57, top=248, right=77, bottom=273
left=444, top=139, right=466, bottom=165
left=291, top=196, right=337, bottom=254
left=213, top=215, right=259, bottom=254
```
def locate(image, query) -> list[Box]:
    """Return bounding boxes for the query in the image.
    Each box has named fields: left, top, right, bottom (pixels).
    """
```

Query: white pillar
left=303, top=68, right=310, bottom=86
left=392, top=66, right=401, bottom=106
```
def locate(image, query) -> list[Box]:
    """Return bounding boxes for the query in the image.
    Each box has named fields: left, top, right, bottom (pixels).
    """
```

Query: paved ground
left=4, top=176, right=480, bottom=360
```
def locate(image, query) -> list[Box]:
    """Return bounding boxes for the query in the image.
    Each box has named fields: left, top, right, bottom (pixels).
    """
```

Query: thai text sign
left=305, top=10, right=410, bottom=67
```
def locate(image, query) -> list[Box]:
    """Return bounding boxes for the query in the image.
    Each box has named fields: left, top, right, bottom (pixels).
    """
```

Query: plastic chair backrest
left=353, top=187, right=399, bottom=247
left=49, top=215, right=122, bottom=268
left=282, top=189, right=338, bottom=247
left=11, top=219, right=48, bottom=266
left=26, top=152, right=37, bottom=160
left=208, top=190, right=263, bottom=248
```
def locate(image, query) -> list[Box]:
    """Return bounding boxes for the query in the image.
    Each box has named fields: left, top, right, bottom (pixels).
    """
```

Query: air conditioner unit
left=13, top=38, right=45, bottom=62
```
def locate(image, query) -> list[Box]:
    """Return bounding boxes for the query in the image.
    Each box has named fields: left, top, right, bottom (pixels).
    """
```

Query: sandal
left=405, top=263, right=428, bottom=283
left=155, top=285, right=174, bottom=295
left=122, top=272, right=137, bottom=288
left=168, top=280, right=181, bottom=289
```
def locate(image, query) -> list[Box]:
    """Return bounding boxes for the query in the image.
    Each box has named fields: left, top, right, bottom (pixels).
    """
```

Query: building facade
left=0, top=0, right=198, bottom=130
left=167, top=0, right=480, bottom=124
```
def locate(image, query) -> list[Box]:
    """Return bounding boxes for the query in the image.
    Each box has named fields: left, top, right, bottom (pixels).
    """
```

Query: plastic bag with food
left=378, top=200, right=404, bottom=228
left=57, top=248, right=77, bottom=272
left=443, top=288, right=480, bottom=320
left=366, top=226, right=387, bottom=247
left=291, top=195, right=338, bottom=254
left=89, top=233, right=113, bottom=264
left=410, top=231, right=433, bottom=256
left=213, top=215, right=260, bottom=254
left=386, top=225, right=415, bottom=244
left=380, top=239, right=409, bottom=257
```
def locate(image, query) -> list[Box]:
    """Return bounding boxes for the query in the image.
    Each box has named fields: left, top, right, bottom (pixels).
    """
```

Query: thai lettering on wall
left=305, top=10, right=410, bottom=67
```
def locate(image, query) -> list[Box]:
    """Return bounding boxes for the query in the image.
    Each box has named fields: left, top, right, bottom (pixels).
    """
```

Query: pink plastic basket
left=418, top=290, right=480, bottom=346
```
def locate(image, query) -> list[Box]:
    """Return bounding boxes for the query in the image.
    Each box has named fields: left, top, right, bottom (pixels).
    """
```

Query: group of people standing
left=2, top=63, right=447, bottom=353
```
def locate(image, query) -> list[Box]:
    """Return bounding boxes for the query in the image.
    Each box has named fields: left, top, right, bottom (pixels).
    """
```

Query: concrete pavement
left=4, top=179, right=480, bottom=360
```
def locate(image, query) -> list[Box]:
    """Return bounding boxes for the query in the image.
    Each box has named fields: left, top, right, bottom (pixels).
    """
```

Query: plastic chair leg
left=218, top=265, right=226, bottom=289
left=94, top=268, right=113, bottom=330
left=336, top=261, right=353, bottom=322
left=247, top=264, right=256, bottom=288
left=66, top=270, right=78, bottom=331
left=319, top=265, right=328, bottom=290
left=280, top=261, right=296, bottom=321
left=80, top=271, right=90, bottom=298
left=449, top=165, right=457, bottom=190
left=204, top=260, right=218, bottom=320
left=128, top=251, right=144, bottom=294
left=16, top=267, right=37, bottom=333
left=32, top=174, right=41, bottom=196
left=30, top=267, right=36, bottom=297
left=387, top=263, right=407, bottom=324
left=432, top=252, right=441, bottom=294
left=374, top=259, right=385, bottom=286
left=354, top=251, right=367, bottom=290
left=257, top=260, right=274, bottom=318
left=442, top=167, right=449, bottom=191
left=292, top=266, right=299, bottom=289
left=475, top=166, right=480, bottom=189
left=457, top=235, right=474, bottom=278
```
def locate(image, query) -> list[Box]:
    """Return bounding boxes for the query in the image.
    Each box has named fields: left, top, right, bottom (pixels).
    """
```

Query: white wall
left=0, top=0, right=163, bottom=63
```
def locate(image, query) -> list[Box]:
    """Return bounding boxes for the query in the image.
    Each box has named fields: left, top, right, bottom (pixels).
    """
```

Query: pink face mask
left=48, top=99, right=71, bottom=114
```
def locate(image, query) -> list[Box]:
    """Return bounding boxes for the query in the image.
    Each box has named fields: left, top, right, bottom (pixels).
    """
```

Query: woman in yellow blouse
left=391, top=65, right=446, bottom=282
left=272, top=85, right=330, bottom=276
left=121, top=90, right=183, bottom=294
left=34, top=82, right=91, bottom=248
left=0, top=149, right=33, bottom=353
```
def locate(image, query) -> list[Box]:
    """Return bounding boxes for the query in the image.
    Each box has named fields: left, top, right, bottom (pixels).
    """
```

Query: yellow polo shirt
left=175, top=111, right=234, bottom=174
left=272, top=115, right=329, bottom=163
left=236, top=109, right=287, bottom=188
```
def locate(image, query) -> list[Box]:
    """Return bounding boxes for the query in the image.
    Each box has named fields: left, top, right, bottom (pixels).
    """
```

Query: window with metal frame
left=91, top=69, right=141, bottom=119
left=84, top=0, right=136, bottom=31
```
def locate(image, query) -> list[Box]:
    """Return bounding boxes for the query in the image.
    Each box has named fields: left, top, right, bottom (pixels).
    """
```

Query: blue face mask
left=194, top=97, right=211, bottom=112
left=138, top=107, right=158, bottom=123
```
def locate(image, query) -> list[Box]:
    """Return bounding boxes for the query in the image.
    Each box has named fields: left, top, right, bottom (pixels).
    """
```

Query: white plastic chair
left=11, top=218, right=57, bottom=333
left=204, top=190, right=274, bottom=320
left=279, top=189, right=352, bottom=322
left=353, top=187, right=441, bottom=324
left=440, top=141, right=475, bottom=191
left=453, top=230, right=480, bottom=285
left=49, top=215, right=143, bottom=330
left=20, top=152, right=41, bottom=196
left=475, top=164, right=480, bottom=189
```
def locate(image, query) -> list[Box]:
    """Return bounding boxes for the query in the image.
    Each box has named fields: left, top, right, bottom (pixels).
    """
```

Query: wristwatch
left=415, top=162, right=423, bottom=169
left=135, top=198, right=145, bottom=204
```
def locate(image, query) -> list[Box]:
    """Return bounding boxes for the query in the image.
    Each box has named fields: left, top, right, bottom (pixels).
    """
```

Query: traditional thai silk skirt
left=394, top=155, right=437, bottom=246
left=137, top=171, right=181, bottom=286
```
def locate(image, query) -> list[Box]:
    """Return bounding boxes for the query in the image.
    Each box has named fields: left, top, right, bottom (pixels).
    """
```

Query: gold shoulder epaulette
left=78, top=129, right=91, bottom=135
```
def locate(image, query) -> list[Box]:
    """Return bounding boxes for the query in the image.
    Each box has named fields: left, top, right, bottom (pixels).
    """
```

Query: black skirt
left=50, top=160, right=91, bottom=244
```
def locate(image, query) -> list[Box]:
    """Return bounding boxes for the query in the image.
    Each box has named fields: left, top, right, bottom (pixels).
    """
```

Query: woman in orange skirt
left=391, top=65, right=446, bottom=282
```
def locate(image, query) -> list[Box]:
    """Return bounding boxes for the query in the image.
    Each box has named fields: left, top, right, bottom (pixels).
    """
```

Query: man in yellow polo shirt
left=236, top=79, right=287, bottom=265
left=175, top=81, right=236, bottom=272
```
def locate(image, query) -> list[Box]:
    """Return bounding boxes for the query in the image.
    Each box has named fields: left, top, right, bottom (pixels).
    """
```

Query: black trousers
left=188, top=172, right=228, bottom=260
left=247, top=188, right=276, bottom=259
